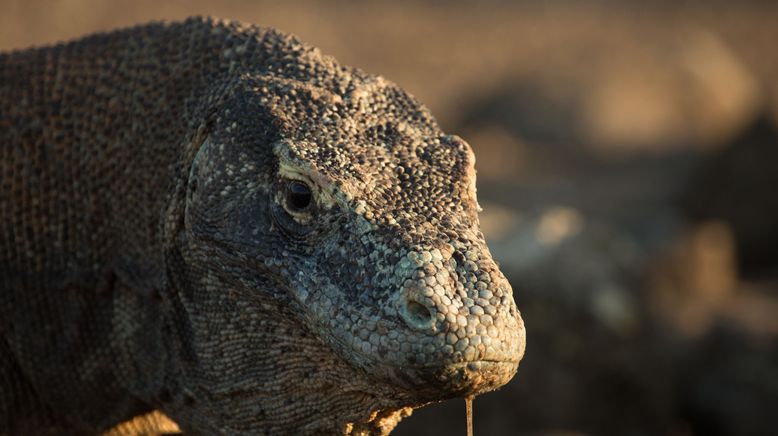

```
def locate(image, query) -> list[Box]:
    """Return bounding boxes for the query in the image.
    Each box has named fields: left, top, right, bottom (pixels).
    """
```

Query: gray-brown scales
left=0, top=17, right=526, bottom=435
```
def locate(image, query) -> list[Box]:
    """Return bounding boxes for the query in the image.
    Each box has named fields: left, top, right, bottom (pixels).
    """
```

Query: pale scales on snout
left=0, top=16, right=526, bottom=435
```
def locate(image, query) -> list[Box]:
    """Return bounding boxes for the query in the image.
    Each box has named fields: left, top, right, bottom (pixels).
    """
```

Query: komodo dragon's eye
left=271, top=177, right=320, bottom=236
left=286, top=180, right=312, bottom=211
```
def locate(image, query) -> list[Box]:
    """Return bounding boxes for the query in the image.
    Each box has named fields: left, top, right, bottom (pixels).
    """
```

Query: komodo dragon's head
left=161, top=20, right=525, bottom=435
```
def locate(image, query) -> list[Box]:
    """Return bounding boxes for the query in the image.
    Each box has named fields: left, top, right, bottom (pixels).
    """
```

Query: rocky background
left=2, top=1, right=777, bottom=435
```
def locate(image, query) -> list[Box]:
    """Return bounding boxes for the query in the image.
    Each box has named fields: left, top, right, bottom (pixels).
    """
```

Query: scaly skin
left=0, top=17, right=525, bottom=435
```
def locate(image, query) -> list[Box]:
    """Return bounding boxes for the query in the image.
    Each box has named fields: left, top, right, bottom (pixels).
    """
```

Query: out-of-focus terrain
left=3, top=1, right=777, bottom=435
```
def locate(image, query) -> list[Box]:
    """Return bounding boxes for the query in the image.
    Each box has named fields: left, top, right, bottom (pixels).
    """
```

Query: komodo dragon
left=0, top=17, right=526, bottom=435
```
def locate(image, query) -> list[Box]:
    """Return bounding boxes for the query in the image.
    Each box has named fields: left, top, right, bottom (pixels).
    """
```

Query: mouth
left=387, top=359, right=521, bottom=401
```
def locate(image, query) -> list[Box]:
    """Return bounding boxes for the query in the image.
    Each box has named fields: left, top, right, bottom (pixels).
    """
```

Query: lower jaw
left=335, top=362, right=519, bottom=436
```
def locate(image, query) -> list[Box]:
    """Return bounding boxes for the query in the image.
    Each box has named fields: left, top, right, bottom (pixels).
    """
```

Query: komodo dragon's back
left=0, top=17, right=525, bottom=435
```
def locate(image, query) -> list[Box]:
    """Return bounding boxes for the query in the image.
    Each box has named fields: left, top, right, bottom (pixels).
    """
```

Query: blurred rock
left=456, top=28, right=761, bottom=160
left=677, top=28, right=763, bottom=147
left=482, top=203, right=643, bottom=337
left=456, top=74, right=584, bottom=147
left=479, top=201, right=524, bottom=242
left=535, top=206, right=584, bottom=246
left=649, top=220, right=739, bottom=337
left=583, top=28, right=761, bottom=154
left=679, top=323, right=778, bottom=436
left=684, top=113, right=778, bottom=274
left=464, top=123, right=529, bottom=182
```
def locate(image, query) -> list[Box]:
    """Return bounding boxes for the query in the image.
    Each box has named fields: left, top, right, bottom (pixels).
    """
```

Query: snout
left=385, top=246, right=526, bottom=398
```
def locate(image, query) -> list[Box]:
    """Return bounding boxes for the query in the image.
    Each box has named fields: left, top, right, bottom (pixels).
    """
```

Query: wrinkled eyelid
left=273, top=140, right=357, bottom=210
left=276, top=159, right=345, bottom=211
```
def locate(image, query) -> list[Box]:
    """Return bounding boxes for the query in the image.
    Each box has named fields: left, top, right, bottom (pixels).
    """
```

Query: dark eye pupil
left=287, top=181, right=312, bottom=210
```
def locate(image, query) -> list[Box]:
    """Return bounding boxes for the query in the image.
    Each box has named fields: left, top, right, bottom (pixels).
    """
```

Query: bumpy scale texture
left=0, top=17, right=526, bottom=435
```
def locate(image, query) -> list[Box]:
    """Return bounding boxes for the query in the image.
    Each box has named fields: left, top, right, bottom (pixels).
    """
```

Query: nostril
left=401, top=298, right=434, bottom=330
left=407, top=300, right=431, bottom=322
left=451, top=250, right=465, bottom=267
